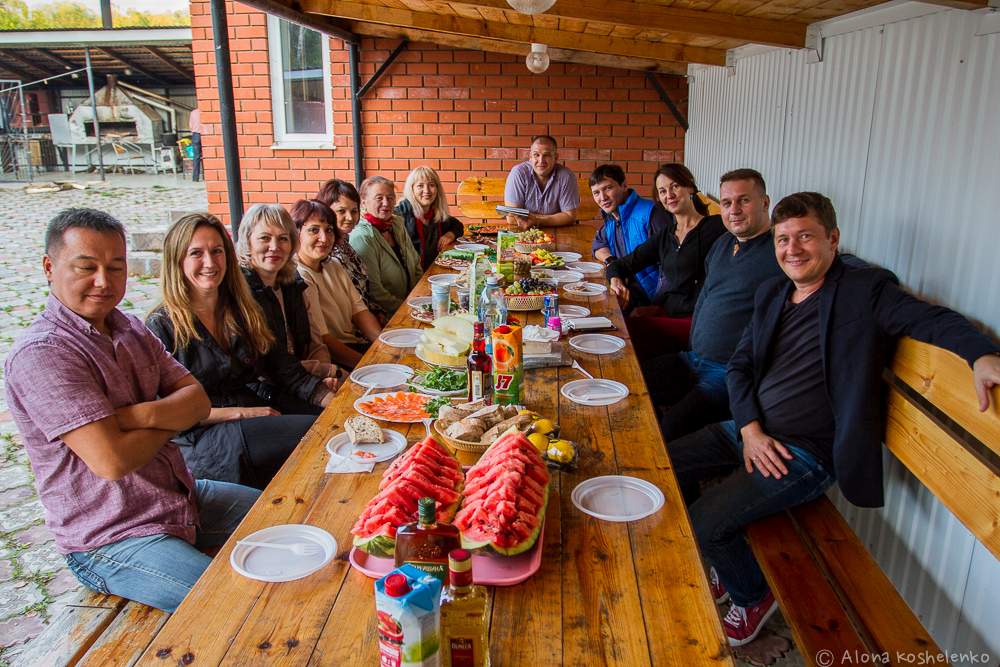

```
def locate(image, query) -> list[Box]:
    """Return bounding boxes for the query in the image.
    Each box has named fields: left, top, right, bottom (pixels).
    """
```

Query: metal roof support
left=210, top=0, right=244, bottom=234
left=645, top=72, right=688, bottom=132
left=84, top=47, right=106, bottom=181
left=100, top=0, right=112, bottom=29
left=355, top=39, right=408, bottom=99
left=4, top=50, right=58, bottom=78
left=349, top=41, right=364, bottom=189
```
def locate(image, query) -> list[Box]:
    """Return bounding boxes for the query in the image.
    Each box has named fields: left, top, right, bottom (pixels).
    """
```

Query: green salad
left=411, top=367, right=467, bottom=392
left=425, top=396, right=453, bottom=418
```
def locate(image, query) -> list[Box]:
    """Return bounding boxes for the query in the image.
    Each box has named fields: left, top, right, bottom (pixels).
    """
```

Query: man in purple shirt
left=5, top=208, right=261, bottom=612
left=503, top=135, right=580, bottom=230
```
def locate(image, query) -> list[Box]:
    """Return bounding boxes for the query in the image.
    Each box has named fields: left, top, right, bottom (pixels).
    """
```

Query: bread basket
left=433, top=419, right=489, bottom=464
left=504, top=293, right=551, bottom=311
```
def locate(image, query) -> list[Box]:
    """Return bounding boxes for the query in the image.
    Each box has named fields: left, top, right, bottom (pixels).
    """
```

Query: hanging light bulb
left=525, top=43, right=550, bottom=74
left=506, top=0, right=556, bottom=14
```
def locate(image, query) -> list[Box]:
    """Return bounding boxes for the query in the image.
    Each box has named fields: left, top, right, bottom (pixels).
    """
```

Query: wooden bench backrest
left=886, top=338, right=1000, bottom=559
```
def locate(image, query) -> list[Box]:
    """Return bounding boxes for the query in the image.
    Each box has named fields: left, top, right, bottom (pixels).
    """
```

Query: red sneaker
left=709, top=567, right=729, bottom=604
left=722, top=591, right=778, bottom=646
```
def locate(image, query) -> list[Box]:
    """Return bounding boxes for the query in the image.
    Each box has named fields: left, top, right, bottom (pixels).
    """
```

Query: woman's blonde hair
left=156, top=213, right=274, bottom=355
left=235, top=204, right=299, bottom=285
left=402, top=166, right=450, bottom=224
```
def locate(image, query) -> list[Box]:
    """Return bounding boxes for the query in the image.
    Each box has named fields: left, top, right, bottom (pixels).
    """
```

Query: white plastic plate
left=567, top=261, right=604, bottom=275
left=571, top=476, right=665, bottom=522
left=349, top=364, right=414, bottom=389
left=548, top=270, right=585, bottom=284
left=354, top=391, right=432, bottom=423
left=455, top=243, right=489, bottom=252
left=428, top=274, right=459, bottom=287
left=409, top=371, right=468, bottom=396
left=552, top=251, right=582, bottom=262
left=378, top=328, right=424, bottom=348
left=326, top=428, right=407, bottom=464
left=407, top=296, right=432, bottom=309
left=563, top=282, right=608, bottom=297
left=230, top=524, right=337, bottom=582
left=568, top=333, right=625, bottom=355
left=560, top=379, right=629, bottom=406
left=558, top=304, right=590, bottom=319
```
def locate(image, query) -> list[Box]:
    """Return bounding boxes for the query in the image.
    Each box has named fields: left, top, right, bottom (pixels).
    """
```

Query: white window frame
left=267, top=15, right=334, bottom=149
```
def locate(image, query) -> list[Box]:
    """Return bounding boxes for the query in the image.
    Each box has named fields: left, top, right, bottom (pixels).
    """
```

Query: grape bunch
left=505, top=277, right=553, bottom=295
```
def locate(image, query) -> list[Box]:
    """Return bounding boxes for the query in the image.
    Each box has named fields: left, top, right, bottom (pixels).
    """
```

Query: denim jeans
left=645, top=350, right=732, bottom=441
left=65, top=479, right=260, bottom=612
left=668, top=421, right=835, bottom=607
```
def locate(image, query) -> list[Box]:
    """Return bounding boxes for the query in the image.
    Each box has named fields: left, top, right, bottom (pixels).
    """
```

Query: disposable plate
left=548, top=270, right=585, bottom=284
left=408, top=371, right=468, bottom=396
left=230, top=524, right=337, bottom=582
left=558, top=304, right=590, bottom=319
left=349, top=523, right=545, bottom=586
left=349, top=364, right=414, bottom=389
left=563, top=282, right=608, bottom=297
left=326, top=428, right=407, bottom=464
left=552, top=251, right=582, bottom=262
left=568, top=333, right=625, bottom=355
left=378, top=328, right=423, bottom=348
left=407, top=296, right=432, bottom=309
left=560, top=379, right=629, bottom=406
left=354, top=391, right=433, bottom=423
left=571, top=476, right=665, bottom=522
left=456, top=243, right=489, bottom=252
left=567, top=261, right=604, bottom=275
left=428, top=274, right=459, bottom=287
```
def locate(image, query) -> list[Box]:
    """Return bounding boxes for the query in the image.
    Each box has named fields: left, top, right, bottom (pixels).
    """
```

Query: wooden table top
left=135, top=224, right=733, bottom=666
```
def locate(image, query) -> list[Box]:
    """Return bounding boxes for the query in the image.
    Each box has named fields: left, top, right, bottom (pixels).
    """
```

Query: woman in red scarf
left=396, top=166, right=465, bottom=270
left=348, top=176, right=422, bottom=315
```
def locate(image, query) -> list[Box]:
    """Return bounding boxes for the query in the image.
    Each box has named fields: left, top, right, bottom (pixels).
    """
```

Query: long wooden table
left=135, top=224, right=733, bottom=666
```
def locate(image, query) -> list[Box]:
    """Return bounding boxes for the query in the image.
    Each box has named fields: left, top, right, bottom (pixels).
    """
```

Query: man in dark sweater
left=644, top=168, right=782, bottom=441
left=669, top=192, right=1000, bottom=647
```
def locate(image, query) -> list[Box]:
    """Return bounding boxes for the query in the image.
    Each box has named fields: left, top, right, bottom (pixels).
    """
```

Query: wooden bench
left=746, top=337, right=999, bottom=666
left=455, top=175, right=721, bottom=227
left=17, top=589, right=167, bottom=666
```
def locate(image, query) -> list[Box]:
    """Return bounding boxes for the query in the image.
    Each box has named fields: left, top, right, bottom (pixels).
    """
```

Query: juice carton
left=491, top=324, right=523, bottom=405
left=375, top=564, right=443, bottom=667
left=495, top=231, right=517, bottom=282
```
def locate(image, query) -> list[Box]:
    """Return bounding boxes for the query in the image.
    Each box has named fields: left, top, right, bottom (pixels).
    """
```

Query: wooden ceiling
left=295, top=0, right=989, bottom=72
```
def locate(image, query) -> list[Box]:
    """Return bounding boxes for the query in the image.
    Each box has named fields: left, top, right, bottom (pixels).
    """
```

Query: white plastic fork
left=237, top=540, right=322, bottom=557
left=571, top=359, right=595, bottom=380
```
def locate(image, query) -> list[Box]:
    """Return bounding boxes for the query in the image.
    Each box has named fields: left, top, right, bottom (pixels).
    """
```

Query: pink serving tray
left=349, top=523, right=544, bottom=586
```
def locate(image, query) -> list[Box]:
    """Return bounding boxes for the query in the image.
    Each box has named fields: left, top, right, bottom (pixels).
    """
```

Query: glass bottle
left=394, top=497, right=461, bottom=585
left=439, top=549, right=490, bottom=667
left=467, top=321, right=493, bottom=404
left=477, top=274, right=507, bottom=355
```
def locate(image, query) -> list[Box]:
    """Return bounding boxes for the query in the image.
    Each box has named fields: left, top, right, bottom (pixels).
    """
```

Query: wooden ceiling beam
left=445, top=0, right=807, bottom=48
left=2, top=50, right=59, bottom=78
left=96, top=47, right=171, bottom=87
left=304, top=0, right=727, bottom=65
left=40, top=50, right=80, bottom=72
left=348, top=21, right=689, bottom=74
left=143, top=46, right=193, bottom=81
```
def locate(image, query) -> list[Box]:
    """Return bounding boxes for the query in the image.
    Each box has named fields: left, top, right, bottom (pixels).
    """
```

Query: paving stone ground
left=0, top=172, right=206, bottom=666
left=0, top=172, right=803, bottom=667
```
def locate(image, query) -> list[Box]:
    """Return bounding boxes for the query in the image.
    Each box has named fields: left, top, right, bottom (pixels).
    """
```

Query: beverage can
left=543, top=294, right=559, bottom=326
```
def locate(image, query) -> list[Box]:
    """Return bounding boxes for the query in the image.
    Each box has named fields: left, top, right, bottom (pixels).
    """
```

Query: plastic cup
left=431, top=283, right=451, bottom=319
left=456, top=286, right=470, bottom=311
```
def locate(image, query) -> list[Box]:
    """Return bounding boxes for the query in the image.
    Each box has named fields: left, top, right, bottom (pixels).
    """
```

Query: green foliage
left=0, top=0, right=190, bottom=29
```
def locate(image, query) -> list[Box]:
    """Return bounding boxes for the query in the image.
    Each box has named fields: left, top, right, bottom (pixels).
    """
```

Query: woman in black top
left=147, top=213, right=335, bottom=488
left=395, top=166, right=464, bottom=270
left=606, top=163, right=726, bottom=356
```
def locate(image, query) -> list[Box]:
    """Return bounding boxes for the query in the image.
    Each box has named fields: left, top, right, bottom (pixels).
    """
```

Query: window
left=267, top=16, right=332, bottom=147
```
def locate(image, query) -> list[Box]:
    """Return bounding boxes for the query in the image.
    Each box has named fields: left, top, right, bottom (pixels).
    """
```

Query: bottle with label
left=467, top=321, right=493, bottom=404
left=439, top=549, right=490, bottom=667
left=394, top=497, right=462, bottom=585
left=477, top=274, right=507, bottom=355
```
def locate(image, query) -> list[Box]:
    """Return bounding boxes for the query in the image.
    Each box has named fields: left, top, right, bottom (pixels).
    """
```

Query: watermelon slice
left=454, top=431, right=549, bottom=556
left=352, top=436, right=464, bottom=557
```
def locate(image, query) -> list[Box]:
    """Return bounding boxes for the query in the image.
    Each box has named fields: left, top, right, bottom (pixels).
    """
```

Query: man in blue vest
left=590, top=164, right=670, bottom=306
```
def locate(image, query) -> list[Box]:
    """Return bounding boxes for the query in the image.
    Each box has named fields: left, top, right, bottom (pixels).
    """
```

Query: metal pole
left=17, top=82, right=32, bottom=181
left=209, top=0, right=244, bottom=235
left=84, top=47, right=106, bottom=181
left=349, top=41, right=364, bottom=189
left=99, top=0, right=112, bottom=28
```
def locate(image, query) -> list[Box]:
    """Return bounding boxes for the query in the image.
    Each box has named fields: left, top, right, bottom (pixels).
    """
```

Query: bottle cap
left=384, top=573, right=410, bottom=597
left=448, top=549, right=474, bottom=587
left=473, top=321, right=484, bottom=334
left=417, top=497, right=436, bottom=524
left=486, top=274, right=499, bottom=285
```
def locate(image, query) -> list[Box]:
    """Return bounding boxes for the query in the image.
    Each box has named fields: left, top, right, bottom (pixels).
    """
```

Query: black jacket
left=727, top=257, right=998, bottom=508
left=395, top=199, right=465, bottom=271
left=242, top=267, right=312, bottom=361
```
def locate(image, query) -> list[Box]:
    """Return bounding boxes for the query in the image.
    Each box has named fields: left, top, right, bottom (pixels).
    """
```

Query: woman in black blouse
left=606, top=163, right=725, bottom=356
left=395, top=166, right=464, bottom=270
left=147, top=213, right=334, bottom=488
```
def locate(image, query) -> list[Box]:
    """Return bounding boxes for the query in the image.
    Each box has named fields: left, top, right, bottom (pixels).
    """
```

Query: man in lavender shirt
left=5, top=208, right=260, bottom=612
left=503, top=135, right=580, bottom=230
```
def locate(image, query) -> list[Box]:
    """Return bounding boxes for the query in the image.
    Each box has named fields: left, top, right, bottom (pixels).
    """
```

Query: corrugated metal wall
left=685, top=5, right=1000, bottom=658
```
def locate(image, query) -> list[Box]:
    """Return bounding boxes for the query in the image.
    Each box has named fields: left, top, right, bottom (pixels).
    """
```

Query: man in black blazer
left=668, top=191, right=1000, bottom=647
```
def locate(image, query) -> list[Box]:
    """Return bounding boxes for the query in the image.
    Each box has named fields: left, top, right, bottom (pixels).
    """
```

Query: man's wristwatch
left=603, top=256, right=616, bottom=266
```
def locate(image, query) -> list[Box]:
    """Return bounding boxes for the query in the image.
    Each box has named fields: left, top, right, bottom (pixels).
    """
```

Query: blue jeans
left=645, top=351, right=732, bottom=441
left=668, top=421, right=835, bottom=607
left=65, top=479, right=260, bottom=612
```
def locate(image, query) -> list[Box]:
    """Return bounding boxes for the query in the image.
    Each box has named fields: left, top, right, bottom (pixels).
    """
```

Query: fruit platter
left=514, top=228, right=555, bottom=253
left=466, top=222, right=513, bottom=235
left=502, top=276, right=557, bottom=311
left=518, top=247, right=565, bottom=268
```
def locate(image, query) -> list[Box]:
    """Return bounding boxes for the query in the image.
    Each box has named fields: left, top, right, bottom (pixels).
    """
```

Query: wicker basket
left=505, top=293, right=551, bottom=311
left=433, top=420, right=489, bottom=464
left=514, top=241, right=555, bottom=253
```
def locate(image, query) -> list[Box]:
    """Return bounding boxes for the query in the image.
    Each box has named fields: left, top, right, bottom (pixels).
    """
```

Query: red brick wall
left=190, top=0, right=687, bottom=225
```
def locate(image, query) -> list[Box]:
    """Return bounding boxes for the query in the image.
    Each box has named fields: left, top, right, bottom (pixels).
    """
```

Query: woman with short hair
left=396, top=166, right=464, bottom=270
left=316, top=178, right=387, bottom=324
left=147, top=213, right=333, bottom=487
left=290, top=198, right=382, bottom=370
left=349, top=176, right=421, bottom=316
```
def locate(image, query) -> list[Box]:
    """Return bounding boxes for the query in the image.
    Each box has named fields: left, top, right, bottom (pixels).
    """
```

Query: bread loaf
left=344, top=416, right=384, bottom=444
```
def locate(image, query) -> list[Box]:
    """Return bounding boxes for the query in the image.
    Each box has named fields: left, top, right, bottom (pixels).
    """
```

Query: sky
left=20, top=0, right=189, bottom=12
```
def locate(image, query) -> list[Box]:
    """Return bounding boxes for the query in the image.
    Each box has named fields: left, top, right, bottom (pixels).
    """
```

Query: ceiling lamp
left=506, top=0, right=555, bottom=14
left=525, top=43, right=550, bottom=74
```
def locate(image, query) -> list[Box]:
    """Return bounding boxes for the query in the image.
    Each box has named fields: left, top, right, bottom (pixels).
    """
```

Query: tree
left=0, top=1, right=190, bottom=29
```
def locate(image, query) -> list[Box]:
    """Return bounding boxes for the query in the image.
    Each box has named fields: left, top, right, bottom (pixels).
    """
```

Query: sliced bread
left=345, top=415, right=384, bottom=444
